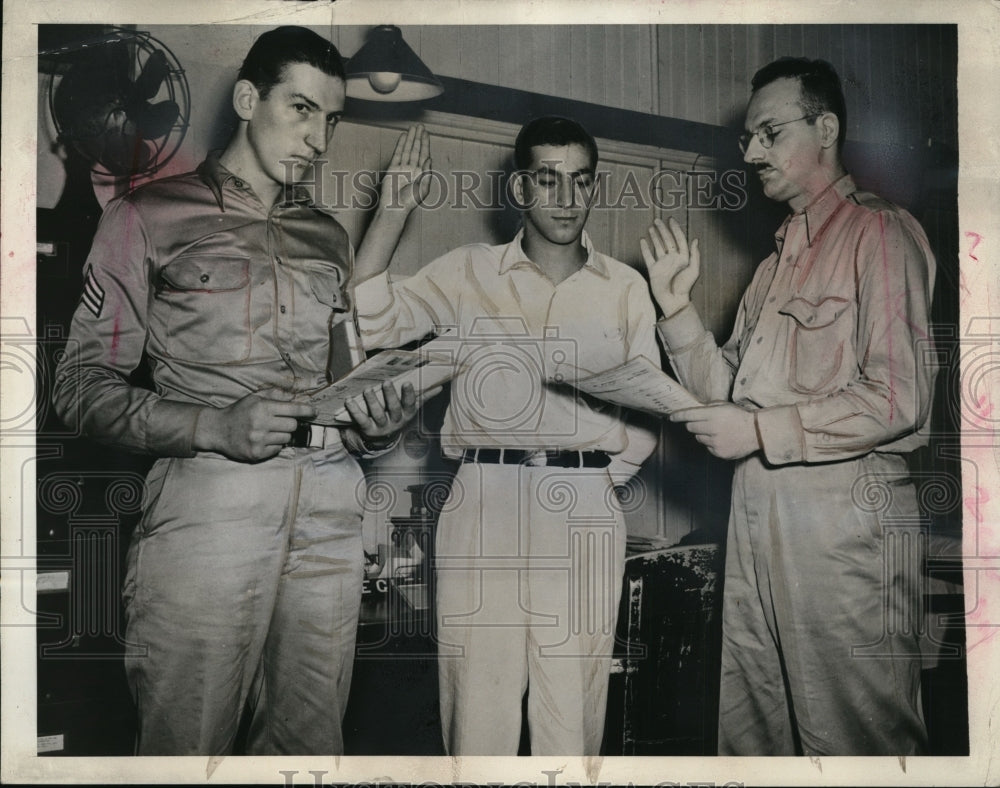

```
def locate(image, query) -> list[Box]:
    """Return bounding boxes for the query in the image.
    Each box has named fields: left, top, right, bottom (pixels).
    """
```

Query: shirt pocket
left=306, top=263, right=349, bottom=312
left=779, top=295, right=853, bottom=395
left=280, top=257, right=352, bottom=372
left=159, top=255, right=252, bottom=363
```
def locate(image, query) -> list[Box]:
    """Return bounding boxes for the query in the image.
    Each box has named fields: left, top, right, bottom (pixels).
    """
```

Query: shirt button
left=756, top=336, right=763, bottom=344
left=280, top=305, right=287, bottom=314
left=275, top=256, right=282, bottom=265
left=740, top=377, right=748, bottom=386
left=200, top=274, right=210, bottom=283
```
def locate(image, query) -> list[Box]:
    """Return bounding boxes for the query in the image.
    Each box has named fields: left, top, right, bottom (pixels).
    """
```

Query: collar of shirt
left=773, top=173, right=857, bottom=254
left=496, top=229, right=611, bottom=280
left=196, top=153, right=315, bottom=213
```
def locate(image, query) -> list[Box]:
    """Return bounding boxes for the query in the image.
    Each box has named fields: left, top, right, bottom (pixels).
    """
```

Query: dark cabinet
left=605, top=541, right=724, bottom=756
left=35, top=207, right=145, bottom=756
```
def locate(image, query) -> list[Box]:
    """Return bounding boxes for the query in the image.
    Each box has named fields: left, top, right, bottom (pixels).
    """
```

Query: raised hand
left=379, top=124, right=433, bottom=213
left=641, top=216, right=701, bottom=319
left=354, top=125, right=433, bottom=283
left=194, top=389, right=317, bottom=462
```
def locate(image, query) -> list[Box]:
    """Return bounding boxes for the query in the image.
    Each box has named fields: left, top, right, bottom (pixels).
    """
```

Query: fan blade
left=104, top=40, right=133, bottom=95
left=101, top=128, right=152, bottom=176
left=131, top=100, right=179, bottom=139
left=53, top=46, right=128, bottom=142
left=133, top=49, right=170, bottom=101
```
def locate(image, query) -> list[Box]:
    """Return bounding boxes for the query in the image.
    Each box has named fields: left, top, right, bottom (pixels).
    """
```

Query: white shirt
left=355, top=230, right=660, bottom=478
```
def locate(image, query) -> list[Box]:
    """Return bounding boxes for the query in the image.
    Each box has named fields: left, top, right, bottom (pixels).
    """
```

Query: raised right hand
left=353, top=125, right=433, bottom=285
left=194, top=389, right=317, bottom=462
left=379, top=124, right=432, bottom=214
left=640, top=216, right=701, bottom=319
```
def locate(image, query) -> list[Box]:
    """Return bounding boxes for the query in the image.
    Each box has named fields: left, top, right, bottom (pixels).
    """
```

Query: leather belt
left=288, top=422, right=336, bottom=449
left=460, top=448, right=610, bottom=468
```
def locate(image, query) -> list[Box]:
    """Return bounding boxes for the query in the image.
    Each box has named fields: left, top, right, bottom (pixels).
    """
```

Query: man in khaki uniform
left=644, top=57, right=936, bottom=755
left=52, top=26, right=427, bottom=755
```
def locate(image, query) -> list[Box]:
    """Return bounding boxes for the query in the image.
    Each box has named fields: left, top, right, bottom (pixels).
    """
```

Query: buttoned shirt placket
left=269, top=205, right=299, bottom=383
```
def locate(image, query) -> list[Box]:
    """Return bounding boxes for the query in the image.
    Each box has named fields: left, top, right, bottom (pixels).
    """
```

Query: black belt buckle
left=288, top=421, right=311, bottom=448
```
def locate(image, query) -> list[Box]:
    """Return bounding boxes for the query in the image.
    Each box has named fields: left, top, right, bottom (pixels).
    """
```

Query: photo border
left=2, top=1, right=997, bottom=785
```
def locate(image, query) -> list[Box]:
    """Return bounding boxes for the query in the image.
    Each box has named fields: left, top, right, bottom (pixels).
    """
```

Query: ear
left=818, top=111, right=840, bottom=150
left=232, top=79, right=259, bottom=122
left=511, top=171, right=529, bottom=209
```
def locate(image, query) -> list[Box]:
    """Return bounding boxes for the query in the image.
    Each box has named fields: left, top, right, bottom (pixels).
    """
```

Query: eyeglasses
left=738, top=114, right=823, bottom=154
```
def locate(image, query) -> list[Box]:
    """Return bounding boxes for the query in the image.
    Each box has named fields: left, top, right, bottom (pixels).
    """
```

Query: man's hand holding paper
left=302, top=340, right=455, bottom=425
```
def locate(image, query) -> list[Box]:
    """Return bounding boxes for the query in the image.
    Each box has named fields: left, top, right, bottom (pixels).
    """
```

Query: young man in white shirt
left=355, top=116, right=660, bottom=755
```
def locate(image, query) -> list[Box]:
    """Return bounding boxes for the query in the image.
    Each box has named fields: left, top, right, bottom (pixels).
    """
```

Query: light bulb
left=368, top=72, right=402, bottom=94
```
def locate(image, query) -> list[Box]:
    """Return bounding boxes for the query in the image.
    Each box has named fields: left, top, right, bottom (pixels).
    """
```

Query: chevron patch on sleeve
left=81, top=265, right=105, bottom=318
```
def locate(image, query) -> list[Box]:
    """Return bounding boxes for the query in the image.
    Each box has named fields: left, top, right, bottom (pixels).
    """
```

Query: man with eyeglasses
left=641, top=57, right=936, bottom=755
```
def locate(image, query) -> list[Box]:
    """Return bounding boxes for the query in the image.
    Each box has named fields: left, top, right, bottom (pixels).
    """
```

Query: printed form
left=570, top=355, right=703, bottom=416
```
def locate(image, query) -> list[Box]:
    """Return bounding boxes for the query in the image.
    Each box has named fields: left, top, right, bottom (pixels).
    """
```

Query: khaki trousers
left=123, top=446, right=365, bottom=755
left=718, top=453, right=928, bottom=755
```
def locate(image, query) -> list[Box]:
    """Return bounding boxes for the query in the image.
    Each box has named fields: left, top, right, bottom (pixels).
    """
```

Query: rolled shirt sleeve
left=354, top=255, right=463, bottom=351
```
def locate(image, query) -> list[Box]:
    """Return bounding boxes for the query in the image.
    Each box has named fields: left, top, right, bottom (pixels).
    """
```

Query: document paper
left=570, top=355, right=703, bottom=416
left=302, top=344, right=456, bottom=425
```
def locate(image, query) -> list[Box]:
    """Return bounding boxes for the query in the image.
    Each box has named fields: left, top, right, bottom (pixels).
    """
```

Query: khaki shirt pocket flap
left=162, top=256, right=250, bottom=292
left=778, top=296, right=850, bottom=330
left=307, top=265, right=348, bottom=311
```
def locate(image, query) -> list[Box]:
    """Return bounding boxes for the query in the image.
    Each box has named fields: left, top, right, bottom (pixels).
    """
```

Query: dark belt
left=461, top=448, right=610, bottom=468
left=288, top=422, right=336, bottom=449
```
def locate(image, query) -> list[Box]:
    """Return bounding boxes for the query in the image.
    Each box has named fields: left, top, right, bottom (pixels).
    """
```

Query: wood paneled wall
left=656, top=25, right=957, bottom=151
left=328, top=24, right=956, bottom=151
left=327, top=26, right=659, bottom=117
left=36, top=22, right=957, bottom=544
left=39, top=24, right=957, bottom=208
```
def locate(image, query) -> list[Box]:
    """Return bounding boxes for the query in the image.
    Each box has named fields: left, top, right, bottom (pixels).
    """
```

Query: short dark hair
left=514, top=116, right=599, bottom=172
left=238, top=26, right=345, bottom=99
left=751, top=57, right=847, bottom=153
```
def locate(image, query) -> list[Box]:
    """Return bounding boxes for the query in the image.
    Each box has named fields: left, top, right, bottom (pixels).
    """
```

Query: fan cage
left=47, top=27, right=191, bottom=179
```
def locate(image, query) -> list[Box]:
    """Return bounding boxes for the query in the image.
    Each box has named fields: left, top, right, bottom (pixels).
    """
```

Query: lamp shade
left=345, top=25, right=444, bottom=102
